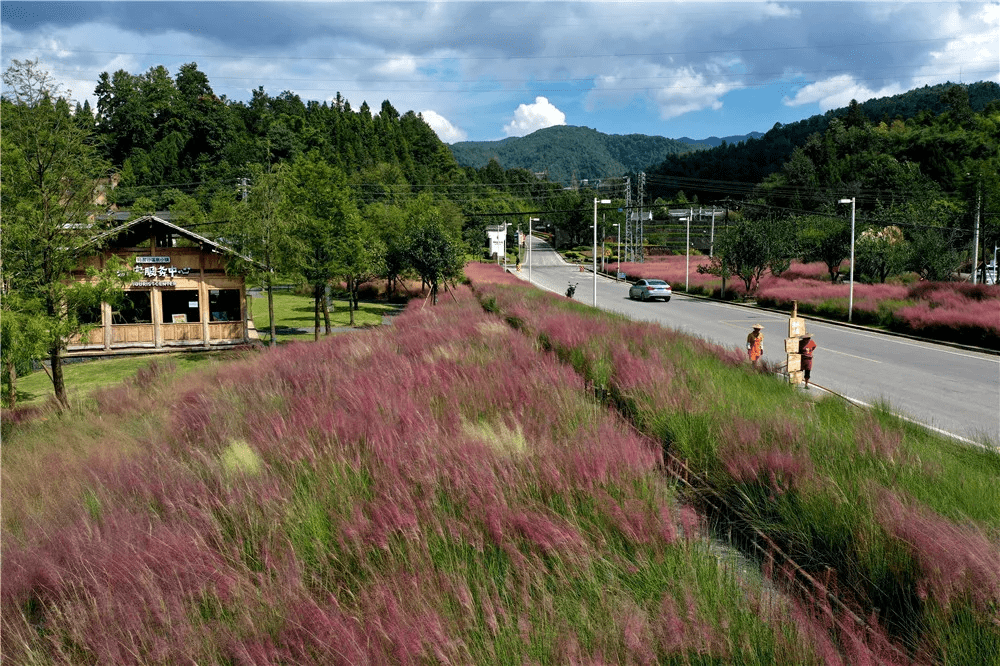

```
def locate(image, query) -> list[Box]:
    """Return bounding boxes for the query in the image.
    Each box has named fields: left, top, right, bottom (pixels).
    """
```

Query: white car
left=628, top=279, right=672, bottom=302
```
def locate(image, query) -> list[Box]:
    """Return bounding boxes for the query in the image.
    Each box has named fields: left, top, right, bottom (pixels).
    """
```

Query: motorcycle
left=565, top=281, right=578, bottom=298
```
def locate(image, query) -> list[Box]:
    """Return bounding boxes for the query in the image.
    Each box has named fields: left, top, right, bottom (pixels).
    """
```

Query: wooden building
left=67, top=215, right=259, bottom=356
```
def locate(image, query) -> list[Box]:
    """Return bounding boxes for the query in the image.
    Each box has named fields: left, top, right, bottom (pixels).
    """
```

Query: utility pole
left=637, top=172, right=646, bottom=263
left=685, top=207, right=692, bottom=292
left=710, top=207, right=716, bottom=258
left=972, top=180, right=981, bottom=284
left=721, top=200, right=729, bottom=299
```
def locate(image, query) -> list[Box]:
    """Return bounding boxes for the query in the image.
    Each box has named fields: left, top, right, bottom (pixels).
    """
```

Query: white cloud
left=783, top=74, right=905, bottom=112
left=911, top=4, right=1000, bottom=86
left=421, top=109, right=467, bottom=143
left=376, top=56, right=418, bottom=77
left=503, top=96, right=566, bottom=137
left=589, top=64, right=740, bottom=120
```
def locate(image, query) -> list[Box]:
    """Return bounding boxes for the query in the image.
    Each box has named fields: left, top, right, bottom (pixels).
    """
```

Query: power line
left=3, top=36, right=964, bottom=63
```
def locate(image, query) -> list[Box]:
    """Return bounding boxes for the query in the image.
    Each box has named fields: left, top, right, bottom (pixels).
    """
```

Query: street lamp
left=594, top=198, right=611, bottom=307
left=528, top=217, right=539, bottom=284
left=838, top=197, right=856, bottom=322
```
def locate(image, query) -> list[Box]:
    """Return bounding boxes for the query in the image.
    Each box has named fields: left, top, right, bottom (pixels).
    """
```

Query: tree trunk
left=313, top=283, right=322, bottom=341
left=49, top=342, right=68, bottom=410
left=266, top=276, right=277, bottom=348
left=322, top=288, right=332, bottom=334
left=431, top=283, right=439, bottom=306
left=348, top=278, right=356, bottom=326
left=5, top=358, right=17, bottom=409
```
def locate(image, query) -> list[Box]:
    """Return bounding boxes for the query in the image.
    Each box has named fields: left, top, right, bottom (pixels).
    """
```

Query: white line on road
left=825, top=348, right=881, bottom=363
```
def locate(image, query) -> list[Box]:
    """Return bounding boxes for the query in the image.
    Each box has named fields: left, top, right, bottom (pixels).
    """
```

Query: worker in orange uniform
left=799, top=334, right=817, bottom=388
left=746, top=324, right=764, bottom=365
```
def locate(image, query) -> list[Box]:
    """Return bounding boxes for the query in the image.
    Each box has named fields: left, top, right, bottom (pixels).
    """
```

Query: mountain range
left=448, top=126, right=752, bottom=186
left=448, top=81, right=1000, bottom=188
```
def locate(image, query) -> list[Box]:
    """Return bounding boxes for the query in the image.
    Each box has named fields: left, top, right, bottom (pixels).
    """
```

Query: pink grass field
left=467, top=263, right=1000, bottom=662
left=606, top=257, right=1000, bottom=348
left=2, top=278, right=833, bottom=664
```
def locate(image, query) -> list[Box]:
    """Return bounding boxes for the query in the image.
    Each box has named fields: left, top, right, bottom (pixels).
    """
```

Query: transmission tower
left=638, top=172, right=646, bottom=263
left=622, top=177, right=633, bottom=262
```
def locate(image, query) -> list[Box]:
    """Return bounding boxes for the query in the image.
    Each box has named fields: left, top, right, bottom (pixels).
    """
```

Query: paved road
left=517, top=235, right=1000, bottom=447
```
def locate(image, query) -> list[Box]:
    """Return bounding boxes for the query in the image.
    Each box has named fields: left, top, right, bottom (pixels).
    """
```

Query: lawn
left=11, top=351, right=234, bottom=409
left=250, top=289, right=401, bottom=342
left=10, top=292, right=402, bottom=408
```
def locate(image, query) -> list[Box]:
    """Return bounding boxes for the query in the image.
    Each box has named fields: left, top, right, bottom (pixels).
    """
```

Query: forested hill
left=646, top=80, right=1000, bottom=203
left=674, top=132, right=764, bottom=148
left=78, top=64, right=464, bottom=208
left=448, top=125, right=700, bottom=186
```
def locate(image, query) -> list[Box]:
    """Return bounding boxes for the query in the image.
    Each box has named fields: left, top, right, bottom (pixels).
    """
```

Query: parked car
left=629, top=278, right=672, bottom=302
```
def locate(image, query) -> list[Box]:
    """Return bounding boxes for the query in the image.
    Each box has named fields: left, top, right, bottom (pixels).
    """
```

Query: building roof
left=82, top=215, right=263, bottom=269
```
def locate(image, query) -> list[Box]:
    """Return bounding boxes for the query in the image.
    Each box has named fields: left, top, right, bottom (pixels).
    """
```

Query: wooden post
left=786, top=300, right=805, bottom=385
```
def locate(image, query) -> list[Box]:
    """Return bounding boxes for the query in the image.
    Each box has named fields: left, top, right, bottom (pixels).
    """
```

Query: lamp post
left=594, top=198, right=611, bottom=307
left=528, top=217, right=539, bottom=284
left=838, top=197, right=856, bottom=322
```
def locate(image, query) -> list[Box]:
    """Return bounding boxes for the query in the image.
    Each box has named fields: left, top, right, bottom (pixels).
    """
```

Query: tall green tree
left=698, top=216, right=791, bottom=294
left=2, top=59, right=125, bottom=408
left=798, top=214, right=851, bottom=282
left=225, top=163, right=298, bottom=347
left=405, top=225, right=465, bottom=306
left=288, top=153, right=361, bottom=338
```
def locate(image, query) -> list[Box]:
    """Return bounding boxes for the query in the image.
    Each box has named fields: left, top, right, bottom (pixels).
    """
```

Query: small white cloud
left=376, top=56, right=417, bottom=76
left=421, top=110, right=467, bottom=143
left=503, top=96, right=566, bottom=137
left=759, top=2, right=800, bottom=19
left=784, top=74, right=904, bottom=112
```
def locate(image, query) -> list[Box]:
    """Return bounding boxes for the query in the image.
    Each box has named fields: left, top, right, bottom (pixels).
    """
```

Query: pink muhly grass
left=509, top=509, right=586, bottom=558
left=610, top=345, right=676, bottom=395
left=723, top=450, right=813, bottom=495
left=357, top=573, right=463, bottom=665
left=2, top=506, right=240, bottom=665
left=894, top=300, right=1000, bottom=337
left=593, top=489, right=678, bottom=547
left=618, top=601, right=657, bottom=665
left=653, top=591, right=727, bottom=658
left=718, top=416, right=812, bottom=494
left=907, top=280, right=1000, bottom=303
left=539, top=420, right=662, bottom=493
left=464, top=261, right=523, bottom=286
left=853, top=413, right=906, bottom=462
left=274, top=597, right=369, bottom=665
left=876, top=492, right=1000, bottom=615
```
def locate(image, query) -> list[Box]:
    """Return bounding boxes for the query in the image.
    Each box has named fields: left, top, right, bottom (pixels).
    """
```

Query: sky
left=2, top=1, right=998, bottom=144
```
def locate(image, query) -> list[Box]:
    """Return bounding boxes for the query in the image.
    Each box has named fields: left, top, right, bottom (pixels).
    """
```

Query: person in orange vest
left=799, top=334, right=817, bottom=388
left=746, top=324, right=764, bottom=364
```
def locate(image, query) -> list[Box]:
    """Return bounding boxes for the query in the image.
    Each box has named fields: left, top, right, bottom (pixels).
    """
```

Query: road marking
left=824, top=348, right=881, bottom=363
left=806, top=323, right=998, bottom=363
left=815, top=387, right=995, bottom=451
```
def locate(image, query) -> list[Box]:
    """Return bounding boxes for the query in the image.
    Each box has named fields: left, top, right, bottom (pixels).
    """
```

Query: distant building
left=66, top=215, right=259, bottom=357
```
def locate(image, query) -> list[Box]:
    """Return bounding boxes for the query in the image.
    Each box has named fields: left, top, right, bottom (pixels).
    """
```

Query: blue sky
left=3, top=1, right=998, bottom=144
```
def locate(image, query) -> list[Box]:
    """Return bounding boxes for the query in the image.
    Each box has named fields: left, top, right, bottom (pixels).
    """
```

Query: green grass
left=250, top=290, right=400, bottom=342
left=11, top=351, right=232, bottom=408
left=9, top=293, right=402, bottom=408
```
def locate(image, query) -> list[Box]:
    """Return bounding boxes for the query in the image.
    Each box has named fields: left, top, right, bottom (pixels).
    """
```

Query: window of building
left=161, top=290, right=200, bottom=324
left=113, top=291, right=152, bottom=324
left=209, top=290, right=241, bottom=322
left=76, top=301, right=103, bottom=325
